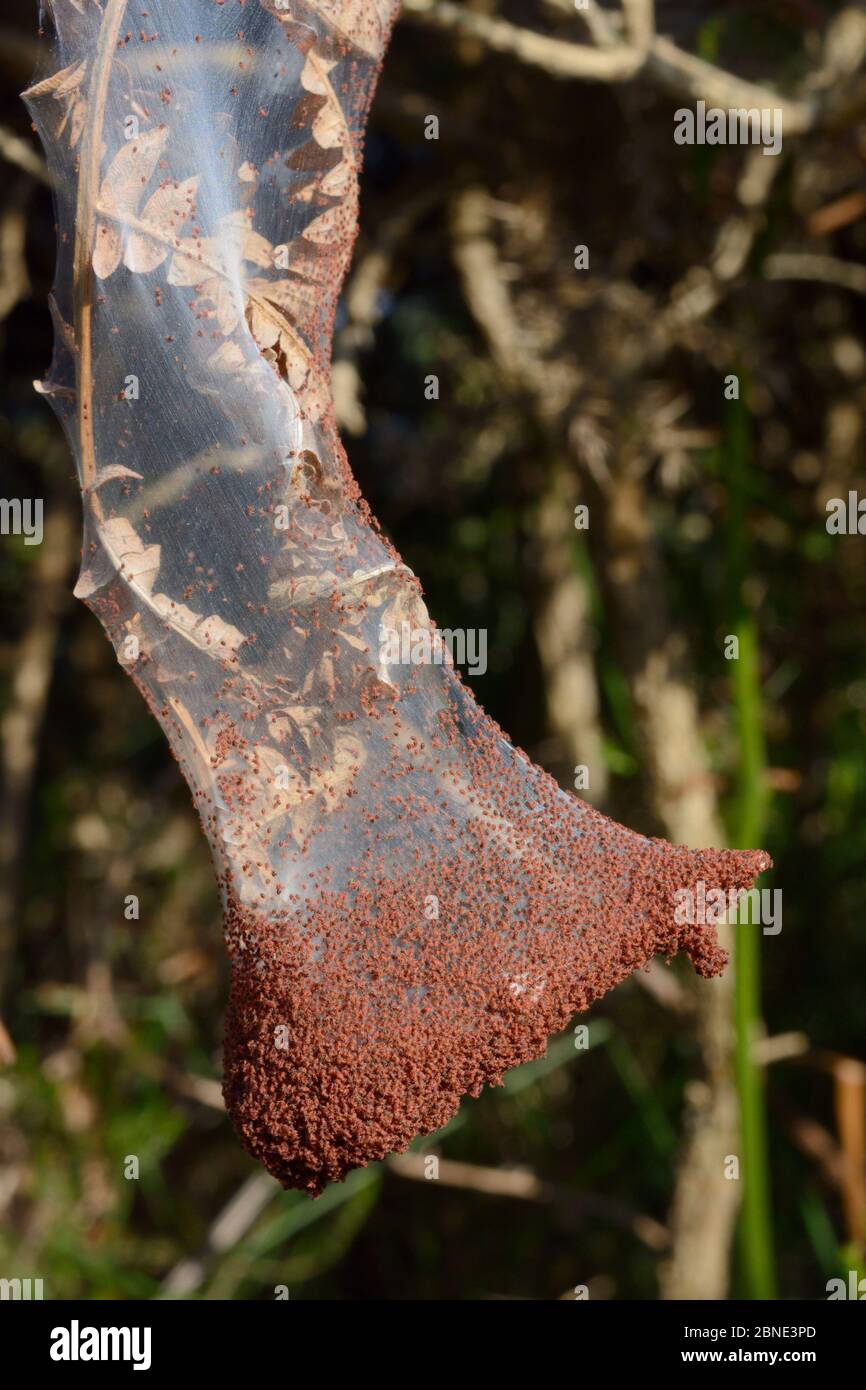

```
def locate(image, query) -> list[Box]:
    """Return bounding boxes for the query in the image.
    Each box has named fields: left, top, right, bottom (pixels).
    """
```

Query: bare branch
left=402, top=0, right=646, bottom=80
left=387, top=1152, right=670, bottom=1249
left=159, top=1173, right=276, bottom=1298
left=621, top=0, right=654, bottom=59
left=764, top=252, right=866, bottom=296
left=402, top=0, right=815, bottom=132
left=753, top=1031, right=809, bottom=1066
left=0, top=194, right=31, bottom=324
left=648, top=34, right=813, bottom=134
left=555, top=0, right=619, bottom=49
left=0, top=125, right=50, bottom=185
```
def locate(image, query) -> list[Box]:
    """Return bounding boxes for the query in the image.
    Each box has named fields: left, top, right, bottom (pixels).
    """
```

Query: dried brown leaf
left=91, top=464, right=144, bottom=489
left=101, top=516, right=161, bottom=594
left=221, top=210, right=273, bottom=268
left=93, top=126, right=169, bottom=280
left=23, top=59, right=88, bottom=151
left=152, top=593, right=247, bottom=657
left=125, top=175, right=199, bottom=273
left=272, top=0, right=394, bottom=60
left=246, top=273, right=323, bottom=325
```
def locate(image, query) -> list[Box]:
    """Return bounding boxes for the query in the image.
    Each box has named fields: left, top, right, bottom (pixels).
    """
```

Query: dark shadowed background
left=1, top=0, right=865, bottom=1300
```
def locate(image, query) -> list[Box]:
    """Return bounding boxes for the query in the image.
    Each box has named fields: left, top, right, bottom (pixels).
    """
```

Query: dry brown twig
left=402, top=0, right=816, bottom=131
left=764, top=252, right=866, bottom=297
left=387, top=1151, right=670, bottom=1250
left=0, top=181, right=32, bottom=325
left=0, top=125, right=51, bottom=186
left=159, top=1171, right=277, bottom=1298
left=791, top=1049, right=866, bottom=1246
left=833, top=1058, right=866, bottom=1244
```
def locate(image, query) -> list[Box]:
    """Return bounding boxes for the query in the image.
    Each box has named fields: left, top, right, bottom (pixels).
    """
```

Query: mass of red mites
left=221, top=685, right=769, bottom=1195
left=223, top=866, right=770, bottom=1197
